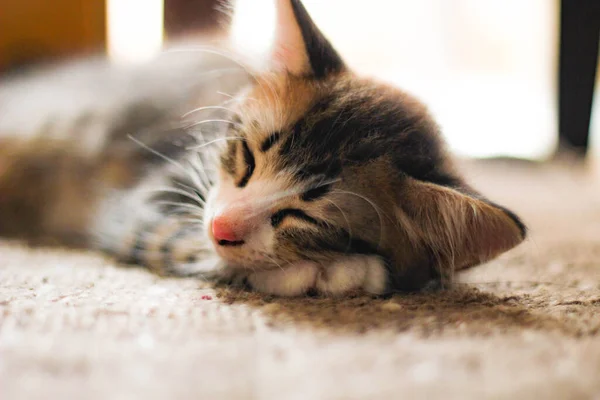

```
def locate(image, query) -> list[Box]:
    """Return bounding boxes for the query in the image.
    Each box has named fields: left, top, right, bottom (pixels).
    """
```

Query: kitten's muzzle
left=212, top=214, right=246, bottom=245
left=211, top=204, right=263, bottom=247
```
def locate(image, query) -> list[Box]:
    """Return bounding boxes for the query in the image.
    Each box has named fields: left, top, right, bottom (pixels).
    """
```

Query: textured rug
left=1, top=160, right=599, bottom=400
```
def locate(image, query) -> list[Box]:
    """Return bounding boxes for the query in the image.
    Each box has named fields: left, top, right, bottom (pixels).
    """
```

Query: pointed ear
left=399, top=177, right=526, bottom=271
left=269, top=0, right=345, bottom=78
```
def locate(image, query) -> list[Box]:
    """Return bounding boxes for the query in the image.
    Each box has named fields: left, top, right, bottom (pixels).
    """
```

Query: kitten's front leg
left=315, top=255, right=387, bottom=296
left=92, top=185, right=224, bottom=277
left=98, top=215, right=221, bottom=277
left=247, top=261, right=319, bottom=297
left=246, top=255, right=387, bottom=296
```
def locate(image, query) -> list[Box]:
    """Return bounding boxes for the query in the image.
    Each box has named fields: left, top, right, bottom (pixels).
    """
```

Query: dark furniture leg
left=558, top=0, right=600, bottom=156
left=164, top=0, right=221, bottom=38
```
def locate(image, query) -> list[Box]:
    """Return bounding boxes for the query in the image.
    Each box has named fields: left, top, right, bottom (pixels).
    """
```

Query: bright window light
left=107, top=0, right=164, bottom=64
left=302, top=0, right=558, bottom=160
left=229, top=0, right=276, bottom=64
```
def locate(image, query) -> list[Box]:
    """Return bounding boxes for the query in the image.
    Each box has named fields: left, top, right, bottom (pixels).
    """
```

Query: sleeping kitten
left=0, top=0, right=526, bottom=296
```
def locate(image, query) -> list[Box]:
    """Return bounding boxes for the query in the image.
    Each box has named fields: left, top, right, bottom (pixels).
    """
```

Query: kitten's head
left=203, top=0, right=526, bottom=292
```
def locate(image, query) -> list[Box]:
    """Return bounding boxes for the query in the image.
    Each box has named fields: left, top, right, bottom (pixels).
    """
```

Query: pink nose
left=211, top=214, right=244, bottom=244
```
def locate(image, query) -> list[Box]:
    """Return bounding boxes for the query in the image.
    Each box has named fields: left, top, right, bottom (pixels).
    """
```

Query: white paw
left=247, top=261, right=318, bottom=296
left=316, top=255, right=387, bottom=296
left=246, top=255, right=387, bottom=297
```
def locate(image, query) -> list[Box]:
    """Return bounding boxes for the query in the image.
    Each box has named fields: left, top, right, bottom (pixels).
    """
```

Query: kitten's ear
left=399, top=178, right=526, bottom=271
left=269, top=0, right=345, bottom=78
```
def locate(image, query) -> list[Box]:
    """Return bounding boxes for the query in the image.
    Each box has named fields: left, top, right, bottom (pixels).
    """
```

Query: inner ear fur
left=397, top=176, right=526, bottom=273
left=269, top=0, right=345, bottom=78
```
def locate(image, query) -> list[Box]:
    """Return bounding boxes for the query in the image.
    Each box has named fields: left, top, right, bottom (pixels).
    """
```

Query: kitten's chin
left=213, top=249, right=275, bottom=271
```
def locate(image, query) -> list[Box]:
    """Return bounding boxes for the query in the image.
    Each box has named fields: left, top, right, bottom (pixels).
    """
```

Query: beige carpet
left=1, top=160, right=600, bottom=400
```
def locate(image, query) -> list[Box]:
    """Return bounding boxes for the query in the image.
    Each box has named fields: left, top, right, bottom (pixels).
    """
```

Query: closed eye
left=301, top=183, right=331, bottom=201
left=237, top=141, right=255, bottom=187
left=270, top=208, right=321, bottom=228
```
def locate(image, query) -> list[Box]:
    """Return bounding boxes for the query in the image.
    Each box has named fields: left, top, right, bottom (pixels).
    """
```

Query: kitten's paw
left=247, top=261, right=319, bottom=297
left=316, top=255, right=387, bottom=296
left=245, top=255, right=387, bottom=297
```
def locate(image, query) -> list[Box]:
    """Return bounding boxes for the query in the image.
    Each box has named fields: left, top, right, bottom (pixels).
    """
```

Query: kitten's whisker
left=216, top=91, right=234, bottom=99
left=128, top=135, right=207, bottom=190
left=189, top=66, right=244, bottom=78
left=323, top=199, right=353, bottom=252
left=176, top=217, right=206, bottom=225
left=310, top=177, right=342, bottom=189
left=128, top=135, right=187, bottom=171
left=178, top=160, right=209, bottom=193
left=263, top=254, right=285, bottom=273
left=163, top=46, right=255, bottom=78
left=187, top=155, right=213, bottom=191
left=184, top=119, right=242, bottom=130
left=152, top=66, right=244, bottom=86
left=134, top=227, right=206, bottom=251
left=331, top=189, right=392, bottom=249
left=154, top=201, right=204, bottom=213
left=146, top=187, right=205, bottom=206
left=217, top=90, right=256, bottom=104
left=164, top=208, right=203, bottom=218
left=181, top=105, right=237, bottom=119
left=185, top=136, right=244, bottom=150
left=175, top=181, right=206, bottom=198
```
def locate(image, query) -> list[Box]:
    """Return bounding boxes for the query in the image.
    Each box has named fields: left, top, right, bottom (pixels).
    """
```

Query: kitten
left=0, top=0, right=526, bottom=296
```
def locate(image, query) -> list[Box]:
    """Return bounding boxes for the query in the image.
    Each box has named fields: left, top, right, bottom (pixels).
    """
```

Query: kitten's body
left=0, top=52, right=248, bottom=243
left=0, top=0, right=526, bottom=296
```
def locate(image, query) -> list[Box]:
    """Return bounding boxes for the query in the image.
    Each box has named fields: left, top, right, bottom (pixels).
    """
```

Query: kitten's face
left=205, top=75, right=397, bottom=270
left=201, top=0, right=525, bottom=293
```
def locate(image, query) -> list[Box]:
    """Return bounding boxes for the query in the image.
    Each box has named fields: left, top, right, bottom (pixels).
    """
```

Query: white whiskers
left=154, top=200, right=204, bottom=213
left=323, top=198, right=353, bottom=251
left=181, top=105, right=237, bottom=119
left=127, top=134, right=214, bottom=210
left=145, top=187, right=205, bottom=206
left=184, top=118, right=243, bottom=131
left=185, top=135, right=244, bottom=150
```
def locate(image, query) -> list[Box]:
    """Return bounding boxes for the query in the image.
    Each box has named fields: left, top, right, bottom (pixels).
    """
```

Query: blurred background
left=1, top=0, right=598, bottom=162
